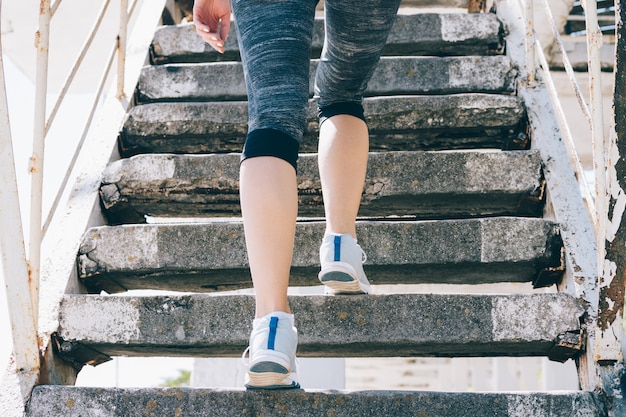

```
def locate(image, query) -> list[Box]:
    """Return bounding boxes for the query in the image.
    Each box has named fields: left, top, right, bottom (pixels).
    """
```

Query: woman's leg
left=240, top=156, right=297, bottom=317
left=316, top=0, right=400, bottom=294
left=318, top=115, right=368, bottom=239
left=232, top=0, right=316, bottom=317
left=232, top=0, right=316, bottom=389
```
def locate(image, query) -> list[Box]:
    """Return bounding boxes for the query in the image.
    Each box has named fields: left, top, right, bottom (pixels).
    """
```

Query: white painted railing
left=510, top=0, right=623, bottom=393
left=0, top=0, right=167, bottom=410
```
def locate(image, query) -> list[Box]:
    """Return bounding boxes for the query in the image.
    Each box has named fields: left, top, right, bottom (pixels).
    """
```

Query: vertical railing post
left=117, top=0, right=128, bottom=98
left=0, top=2, right=40, bottom=381
left=523, top=0, right=537, bottom=84
left=595, top=1, right=626, bottom=412
left=583, top=0, right=608, bottom=256
left=29, top=0, right=52, bottom=331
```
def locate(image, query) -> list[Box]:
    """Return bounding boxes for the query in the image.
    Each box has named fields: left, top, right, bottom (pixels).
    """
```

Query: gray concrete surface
left=56, top=292, right=583, bottom=358
left=136, top=56, right=516, bottom=103
left=76, top=217, right=562, bottom=293
left=150, top=13, right=503, bottom=63
left=100, top=150, right=543, bottom=220
left=26, top=386, right=606, bottom=417
left=119, top=93, right=527, bottom=155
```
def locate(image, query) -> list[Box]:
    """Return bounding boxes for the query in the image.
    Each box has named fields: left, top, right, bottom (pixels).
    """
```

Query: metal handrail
left=28, top=0, right=133, bottom=336
left=0, top=0, right=156, bottom=402
left=0, top=3, right=40, bottom=381
left=41, top=0, right=140, bottom=236
left=517, top=0, right=624, bottom=392
left=522, top=0, right=608, bottom=238
left=44, top=0, right=113, bottom=137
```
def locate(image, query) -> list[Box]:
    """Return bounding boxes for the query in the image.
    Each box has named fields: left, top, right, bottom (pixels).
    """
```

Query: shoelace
left=241, top=346, right=250, bottom=367
left=357, top=243, right=367, bottom=264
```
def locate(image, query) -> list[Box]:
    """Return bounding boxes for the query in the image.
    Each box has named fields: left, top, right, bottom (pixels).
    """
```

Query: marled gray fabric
left=232, top=0, right=400, bottom=161
left=316, top=0, right=401, bottom=110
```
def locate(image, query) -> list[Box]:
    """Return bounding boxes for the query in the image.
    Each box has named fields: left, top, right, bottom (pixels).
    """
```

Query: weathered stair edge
left=77, top=218, right=564, bottom=293
left=26, top=387, right=607, bottom=417
left=99, top=150, right=545, bottom=223
left=118, top=94, right=529, bottom=156
left=135, top=56, right=516, bottom=103
left=150, top=13, right=504, bottom=64
left=55, top=293, right=583, bottom=362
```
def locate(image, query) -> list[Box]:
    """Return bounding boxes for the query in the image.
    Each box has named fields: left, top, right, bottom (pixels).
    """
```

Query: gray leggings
left=232, top=0, right=401, bottom=169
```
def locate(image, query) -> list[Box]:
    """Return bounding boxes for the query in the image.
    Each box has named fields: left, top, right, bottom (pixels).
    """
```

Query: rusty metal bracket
left=518, top=178, right=547, bottom=217
left=52, top=333, right=112, bottom=370
left=468, top=0, right=487, bottom=13
left=548, top=329, right=585, bottom=363
left=533, top=236, right=566, bottom=289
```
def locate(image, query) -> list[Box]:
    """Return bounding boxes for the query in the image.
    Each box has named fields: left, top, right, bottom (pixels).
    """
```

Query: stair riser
left=100, top=150, right=544, bottom=222
left=77, top=218, right=562, bottom=293
left=57, top=293, right=583, bottom=359
left=27, top=387, right=606, bottom=417
left=136, top=56, right=516, bottom=103
left=151, top=14, right=503, bottom=64
left=119, top=94, right=528, bottom=156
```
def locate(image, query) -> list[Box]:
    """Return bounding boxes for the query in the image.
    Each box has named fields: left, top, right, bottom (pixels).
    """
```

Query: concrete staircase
left=26, top=3, right=608, bottom=416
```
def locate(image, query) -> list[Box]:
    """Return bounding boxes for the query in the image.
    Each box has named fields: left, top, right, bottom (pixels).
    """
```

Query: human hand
left=193, top=0, right=231, bottom=54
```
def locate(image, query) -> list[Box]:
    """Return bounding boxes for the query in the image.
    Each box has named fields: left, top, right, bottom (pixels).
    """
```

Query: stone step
left=150, top=14, right=504, bottom=64
left=55, top=293, right=582, bottom=363
left=100, top=150, right=544, bottom=224
left=77, top=218, right=563, bottom=294
left=118, top=94, right=528, bottom=156
left=135, top=56, right=516, bottom=103
left=27, top=386, right=605, bottom=417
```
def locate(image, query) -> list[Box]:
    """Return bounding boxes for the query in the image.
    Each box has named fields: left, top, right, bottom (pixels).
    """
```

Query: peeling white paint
left=492, top=296, right=581, bottom=341
left=600, top=259, right=617, bottom=289
left=96, top=225, right=160, bottom=269
left=103, top=155, right=177, bottom=183
left=508, top=393, right=600, bottom=417
left=59, top=297, right=140, bottom=344
left=440, top=14, right=496, bottom=42
left=605, top=132, right=626, bottom=243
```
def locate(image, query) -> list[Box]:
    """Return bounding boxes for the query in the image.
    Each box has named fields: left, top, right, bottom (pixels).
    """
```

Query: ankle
left=324, top=229, right=357, bottom=240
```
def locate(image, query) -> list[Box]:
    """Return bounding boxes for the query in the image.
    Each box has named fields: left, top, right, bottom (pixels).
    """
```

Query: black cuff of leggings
left=318, top=102, right=366, bottom=126
left=241, top=128, right=300, bottom=171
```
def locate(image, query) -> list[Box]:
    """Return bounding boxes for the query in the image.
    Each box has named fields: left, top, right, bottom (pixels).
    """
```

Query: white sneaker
left=242, top=312, right=300, bottom=390
left=318, top=234, right=371, bottom=294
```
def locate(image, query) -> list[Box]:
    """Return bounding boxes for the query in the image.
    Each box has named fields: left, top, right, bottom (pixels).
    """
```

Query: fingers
left=193, top=5, right=230, bottom=54
left=219, top=19, right=231, bottom=45
left=196, top=24, right=225, bottom=53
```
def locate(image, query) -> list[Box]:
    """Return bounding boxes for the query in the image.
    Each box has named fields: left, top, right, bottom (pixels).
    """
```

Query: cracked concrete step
left=135, top=56, right=516, bottom=103
left=27, top=387, right=606, bottom=417
left=77, top=218, right=563, bottom=294
left=118, top=94, right=528, bottom=156
left=55, top=293, right=583, bottom=362
left=100, top=150, right=545, bottom=224
left=150, top=14, right=504, bottom=64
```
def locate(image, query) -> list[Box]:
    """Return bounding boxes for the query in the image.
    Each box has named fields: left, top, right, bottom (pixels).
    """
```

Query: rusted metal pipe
left=30, top=0, right=52, bottom=331
left=117, top=0, right=128, bottom=98
left=523, top=0, right=537, bottom=84
left=582, top=0, right=608, bottom=253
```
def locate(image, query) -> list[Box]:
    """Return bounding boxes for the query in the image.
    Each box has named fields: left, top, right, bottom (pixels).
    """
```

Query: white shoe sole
left=318, top=262, right=370, bottom=294
left=245, top=350, right=300, bottom=389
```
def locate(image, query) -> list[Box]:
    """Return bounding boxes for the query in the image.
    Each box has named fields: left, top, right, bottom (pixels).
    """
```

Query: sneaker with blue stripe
left=243, top=312, right=300, bottom=390
left=318, top=233, right=371, bottom=295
